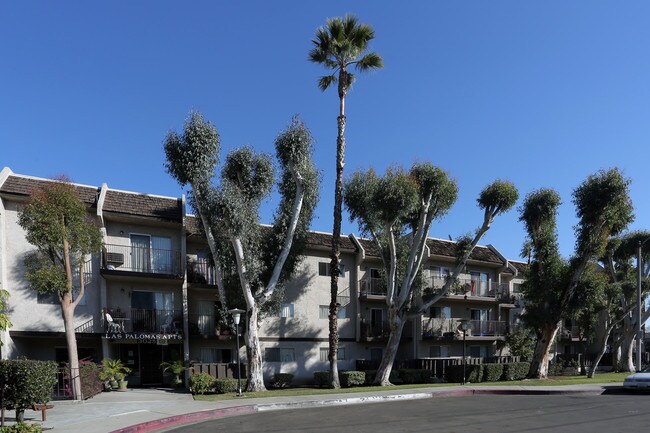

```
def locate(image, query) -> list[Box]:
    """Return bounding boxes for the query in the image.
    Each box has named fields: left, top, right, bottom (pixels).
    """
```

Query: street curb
left=110, top=387, right=607, bottom=433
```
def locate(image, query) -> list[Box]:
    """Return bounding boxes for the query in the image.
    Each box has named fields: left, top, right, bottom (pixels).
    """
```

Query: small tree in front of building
left=18, top=178, right=102, bottom=400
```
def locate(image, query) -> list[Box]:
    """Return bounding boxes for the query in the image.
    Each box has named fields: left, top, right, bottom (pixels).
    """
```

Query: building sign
left=105, top=332, right=183, bottom=343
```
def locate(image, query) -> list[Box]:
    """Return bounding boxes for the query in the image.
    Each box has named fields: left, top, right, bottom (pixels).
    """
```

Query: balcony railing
left=360, top=321, right=390, bottom=339
left=188, top=313, right=233, bottom=338
left=105, top=308, right=183, bottom=334
left=359, top=277, right=387, bottom=297
left=423, top=276, right=511, bottom=300
left=102, top=244, right=182, bottom=277
left=422, top=318, right=508, bottom=338
left=187, top=257, right=217, bottom=285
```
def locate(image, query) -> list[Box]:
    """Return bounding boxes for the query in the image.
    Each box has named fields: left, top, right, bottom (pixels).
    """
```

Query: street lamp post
left=637, top=239, right=650, bottom=372
left=459, top=319, right=470, bottom=385
left=228, top=308, right=246, bottom=397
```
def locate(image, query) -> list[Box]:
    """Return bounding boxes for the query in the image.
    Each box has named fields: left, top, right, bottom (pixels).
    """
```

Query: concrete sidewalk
left=7, top=383, right=621, bottom=433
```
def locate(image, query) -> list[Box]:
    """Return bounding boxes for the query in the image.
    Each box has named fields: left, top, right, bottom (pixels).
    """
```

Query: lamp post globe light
left=228, top=308, right=246, bottom=396
left=459, top=319, right=470, bottom=385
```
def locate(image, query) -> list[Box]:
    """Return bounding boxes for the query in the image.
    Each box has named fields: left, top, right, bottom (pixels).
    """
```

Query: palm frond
left=347, top=72, right=356, bottom=89
left=355, top=52, right=383, bottom=71
left=318, top=74, right=337, bottom=91
left=308, top=47, right=328, bottom=64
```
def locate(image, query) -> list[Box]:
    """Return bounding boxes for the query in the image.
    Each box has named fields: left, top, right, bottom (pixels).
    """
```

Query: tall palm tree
left=309, top=15, right=382, bottom=388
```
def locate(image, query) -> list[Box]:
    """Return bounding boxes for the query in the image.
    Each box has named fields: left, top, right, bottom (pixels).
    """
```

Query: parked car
left=623, top=366, right=650, bottom=391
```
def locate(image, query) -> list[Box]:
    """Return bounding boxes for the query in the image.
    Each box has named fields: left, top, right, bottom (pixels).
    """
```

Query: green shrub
left=313, top=371, right=329, bottom=388
left=501, top=362, right=530, bottom=381
left=189, top=372, right=215, bottom=395
left=482, top=364, right=504, bottom=382
left=0, top=360, right=57, bottom=412
left=398, top=369, right=432, bottom=384
left=270, top=373, right=294, bottom=389
left=78, top=361, right=102, bottom=399
left=339, top=371, right=366, bottom=388
left=548, top=359, right=579, bottom=376
left=444, top=364, right=483, bottom=383
left=214, top=378, right=239, bottom=394
left=0, top=422, right=43, bottom=433
left=363, top=370, right=399, bottom=385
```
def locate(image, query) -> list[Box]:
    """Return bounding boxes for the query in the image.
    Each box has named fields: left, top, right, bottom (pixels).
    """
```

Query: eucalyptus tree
left=597, top=231, right=650, bottom=373
left=18, top=179, right=103, bottom=400
left=309, top=14, right=382, bottom=388
left=520, top=168, right=634, bottom=378
left=344, top=163, right=518, bottom=385
left=165, top=114, right=318, bottom=391
left=164, top=112, right=228, bottom=307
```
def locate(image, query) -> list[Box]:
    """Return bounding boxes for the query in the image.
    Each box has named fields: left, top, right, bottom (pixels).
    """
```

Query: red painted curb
left=109, top=405, right=257, bottom=433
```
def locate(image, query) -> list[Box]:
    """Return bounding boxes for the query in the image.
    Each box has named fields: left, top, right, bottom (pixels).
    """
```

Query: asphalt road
left=164, top=394, right=650, bottom=433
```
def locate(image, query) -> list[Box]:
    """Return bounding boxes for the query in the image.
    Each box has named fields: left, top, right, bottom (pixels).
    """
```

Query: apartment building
left=0, top=168, right=525, bottom=384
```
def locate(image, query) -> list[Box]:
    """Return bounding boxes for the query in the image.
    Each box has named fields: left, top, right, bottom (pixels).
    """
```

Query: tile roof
left=0, top=175, right=99, bottom=205
left=510, top=261, right=529, bottom=274
left=355, top=237, right=382, bottom=258
left=102, top=190, right=183, bottom=222
left=426, top=238, right=504, bottom=264
left=304, top=231, right=356, bottom=252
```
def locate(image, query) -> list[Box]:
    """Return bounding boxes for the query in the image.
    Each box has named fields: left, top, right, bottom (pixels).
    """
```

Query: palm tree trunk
left=328, top=112, right=346, bottom=389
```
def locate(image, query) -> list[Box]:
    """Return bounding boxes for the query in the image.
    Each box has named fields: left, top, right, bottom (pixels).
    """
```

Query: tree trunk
left=328, top=112, right=346, bottom=389
left=61, top=293, right=82, bottom=400
left=620, top=332, right=636, bottom=372
left=528, top=322, right=560, bottom=379
left=373, top=309, right=405, bottom=386
left=244, top=305, right=266, bottom=392
left=587, top=322, right=614, bottom=378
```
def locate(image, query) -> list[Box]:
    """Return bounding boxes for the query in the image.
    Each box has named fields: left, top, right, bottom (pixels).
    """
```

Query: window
left=430, top=306, right=451, bottom=319
left=130, top=234, right=173, bottom=273
left=200, top=348, right=232, bottom=363
left=265, top=348, right=295, bottom=362
left=429, top=346, right=449, bottom=357
left=512, top=283, right=522, bottom=293
left=370, top=348, right=383, bottom=361
left=369, top=268, right=381, bottom=279
left=319, top=305, right=347, bottom=319
left=470, top=346, right=488, bottom=358
left=37, top=292, right=58, bottom=305
left=319, top=262, right=346, bottom=277
left=278, top=303, right=294, bottom=318
left=470, top=271, right=489, bottom=296
left=320, top=347, right=345, bottom=362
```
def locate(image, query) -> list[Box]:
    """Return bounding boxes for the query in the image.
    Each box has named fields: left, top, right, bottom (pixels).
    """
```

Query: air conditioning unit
left=105, top=252, right=124, bottom=266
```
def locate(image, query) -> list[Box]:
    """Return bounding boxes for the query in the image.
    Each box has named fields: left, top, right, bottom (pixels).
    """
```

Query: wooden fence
left=356, top=356, right=522, bottom=378
left=190, top=363, right=247, bottom=379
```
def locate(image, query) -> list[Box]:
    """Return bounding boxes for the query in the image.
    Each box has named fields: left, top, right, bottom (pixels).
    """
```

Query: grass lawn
left=193, top=372, right=629, bottom=401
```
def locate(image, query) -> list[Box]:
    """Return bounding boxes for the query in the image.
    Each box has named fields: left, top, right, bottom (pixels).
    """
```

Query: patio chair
left=105, top=312, right=121, bottom=332
left=160, top=315, right=173, bottom=334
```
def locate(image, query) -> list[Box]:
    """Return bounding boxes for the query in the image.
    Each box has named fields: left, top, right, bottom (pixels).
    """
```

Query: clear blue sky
left=2, top=1, right=649, bottom=261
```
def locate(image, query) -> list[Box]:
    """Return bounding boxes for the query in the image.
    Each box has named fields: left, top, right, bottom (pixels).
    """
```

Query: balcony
left=188, top=313, right=233, bottom=339
left=187, top=257, right=217, bottom=286
left=559, top=325, right=581, bottom=340
left=104, top=308, right=183, bottom=336
left=423, top=276, right=512, bottom=301
left=360, top=321, right=390, bottom=341
left=102, top=244, right=183, bottom=279
left=421, top=318, right=508, bottom=339
left=359, top=277, right=387, bottom=298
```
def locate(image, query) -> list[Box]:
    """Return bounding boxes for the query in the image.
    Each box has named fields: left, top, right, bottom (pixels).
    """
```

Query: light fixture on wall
left=119, top=230, right=124, bottom=235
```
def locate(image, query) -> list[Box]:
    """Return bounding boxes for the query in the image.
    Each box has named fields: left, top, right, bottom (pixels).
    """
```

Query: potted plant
left=160, top=360, right=187, bottom=387
left=101, top=358, right=131, bottom=390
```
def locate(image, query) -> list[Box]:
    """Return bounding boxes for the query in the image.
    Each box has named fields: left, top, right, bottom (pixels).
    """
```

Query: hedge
left=0, top=359, right=57, bottom=415
left=77, top=361, right=102, bottom=399
left=313, top=371, right=329, bottom=388
left=339, top=371, right=366, bottom=388
left=482, top=363, right=504, bottom=382
left=398, top=369, right=432, bottom=384
left=214, top=378, right=239, bottom=394
left=270, top=373, right=294, bottom=389
left=0, top=423, right=43, bottom=433
left=444, top=364, right=483, bottom=383
left=189, top=372, right=215, bottom=395
left=362, top=370, right=399, bottom=385
left=501, top=362, right=530, bottom=381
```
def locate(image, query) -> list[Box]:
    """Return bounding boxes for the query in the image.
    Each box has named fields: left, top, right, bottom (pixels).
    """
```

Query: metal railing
left=422, top=318, right=508, bottom=337
left=187, top=257, right=217, bottom=285
left=105, top=308, right=182, bottom=334
left=423, top=276, right=511, bottom=300
left=102, top=244, right=182, bottom=276
left=359, top=277, right=387, bottom=296
left=361, top=321, right=391, bottom=339
left=188, top=313, right=231, bottom=337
